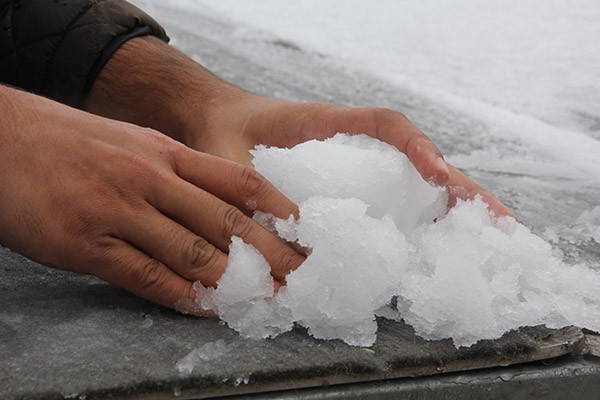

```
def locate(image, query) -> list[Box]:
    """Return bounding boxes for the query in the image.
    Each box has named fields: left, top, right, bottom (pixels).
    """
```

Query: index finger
left=91, top=237, right=214, bottom=316
left=158, top=147, right=305, bottom=280
left=247, top=103, right=450, bottom=185
left=175, top=150, right=299, bottom=220
left=332, top=107, right=451, bottom=186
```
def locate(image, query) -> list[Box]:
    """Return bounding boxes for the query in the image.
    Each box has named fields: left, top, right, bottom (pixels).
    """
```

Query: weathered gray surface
left=0, top=248, right=592, bottom=400
left=2, top=3, right=600, bottom=400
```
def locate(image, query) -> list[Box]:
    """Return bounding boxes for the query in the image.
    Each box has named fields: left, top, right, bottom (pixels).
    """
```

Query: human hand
left=187, top=96, right=516, bottom=219
left=0, top=86, right=303, bottom=312
left=83, top=36, right=514, bottom=219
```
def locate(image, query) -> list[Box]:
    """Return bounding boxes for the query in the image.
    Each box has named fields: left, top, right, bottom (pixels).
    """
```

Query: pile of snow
left=194, top=134, right=600, bottom=347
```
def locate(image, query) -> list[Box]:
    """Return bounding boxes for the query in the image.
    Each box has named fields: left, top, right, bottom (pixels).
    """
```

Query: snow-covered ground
left=191, top=0, right=600, bottom=137
left=134, top=1, right=600, bottom=178
left=131, top=0, right=599, bottom=262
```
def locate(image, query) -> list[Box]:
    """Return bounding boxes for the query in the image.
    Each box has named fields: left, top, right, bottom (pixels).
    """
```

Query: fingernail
left=174, top=298, right=215, bottom=317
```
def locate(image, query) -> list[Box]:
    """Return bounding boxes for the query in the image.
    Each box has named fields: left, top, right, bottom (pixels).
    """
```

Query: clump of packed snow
left=195, top=237, right=293, bottom=340
left=194, top=134, right=600, bottom=348
left=252, top=134, right=447, bottom=231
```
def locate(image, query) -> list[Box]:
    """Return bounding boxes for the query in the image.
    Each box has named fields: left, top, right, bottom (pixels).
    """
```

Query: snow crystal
left=567, top=206, right=600, bottom=244
left=233, top=376, right=250, bottom=386
left=194, top=133, right=600, bottom=348
left=176, top=339, right=230, bottom=375
left=140, top=316, right=153, bottom=329
left=545, top=206, right=600, bottom=249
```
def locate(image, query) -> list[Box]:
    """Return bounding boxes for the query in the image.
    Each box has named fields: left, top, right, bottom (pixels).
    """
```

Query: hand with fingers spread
left=0, top=85, right=302, bottom=311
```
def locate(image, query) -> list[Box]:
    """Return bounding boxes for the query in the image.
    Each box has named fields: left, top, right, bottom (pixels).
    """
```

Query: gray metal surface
left=2, top=3, right=600, bottom=400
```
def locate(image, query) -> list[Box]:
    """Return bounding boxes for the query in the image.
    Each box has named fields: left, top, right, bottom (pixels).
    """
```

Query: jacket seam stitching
left=8, top=20, right=128, bottom=54
left=40, top=0, right=109, bottom=94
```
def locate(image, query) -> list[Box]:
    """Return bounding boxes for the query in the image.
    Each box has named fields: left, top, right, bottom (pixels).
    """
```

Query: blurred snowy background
left=131, top=0, right=599, bottom=267
left=193, top=0, right=600, bottom=138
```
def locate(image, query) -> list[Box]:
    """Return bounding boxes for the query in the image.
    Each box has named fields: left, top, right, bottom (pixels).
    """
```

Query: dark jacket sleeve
left=0, top=0, right=168, bottom=107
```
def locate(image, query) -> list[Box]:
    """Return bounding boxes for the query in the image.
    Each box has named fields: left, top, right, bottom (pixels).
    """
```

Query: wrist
left=183, top=89, right=273, bottom=149
left=179, top=80, right=260, bottom=146
left=83, top=36, right=249, bottom=144
left=0, top=86, right=41, bottom=147
left=0, top=86, right=16, bottom=145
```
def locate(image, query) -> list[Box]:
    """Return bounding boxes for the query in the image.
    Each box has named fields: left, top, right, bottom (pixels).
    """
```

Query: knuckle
left=372, top=107, right=403, bottom=122
left=140, top=127, right=166, bottom=141
left=62, top=206, right=107, bottom=244
left=236, top=166, right=267, bottom=199
left=164, top=142, right=191, bottom=175
left=119, top=148, right=147, bottom=167
left=86, top=235, right=116, bottom=263
left=275, top=247, right=305, bottom=275
left=371, top=108, right=409, bottom=124
left=137, top=258, right=168, bottom=292
left=220, top=205, right=253, bottom=239
left=117, top=153, right=162, bottom=186
left=147, top=163, right=175, bottom=187
left=130, top=127, right=181, bottom=167
left=184, top=237, right=220, bottom=274
left=72, top=234, right=117, bottom=272
left=406, top=135, right=431, bottom=153
left=164, top=138, right=185, bottom=160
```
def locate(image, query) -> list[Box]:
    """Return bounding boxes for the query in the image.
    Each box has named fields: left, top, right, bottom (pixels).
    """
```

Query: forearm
left=82, top=36, right=254, bottom=144
left=0, top=86, right=17, bottom=148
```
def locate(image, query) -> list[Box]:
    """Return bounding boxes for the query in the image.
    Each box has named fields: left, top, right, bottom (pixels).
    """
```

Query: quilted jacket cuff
left=0, top=0, right=169, bottom=107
